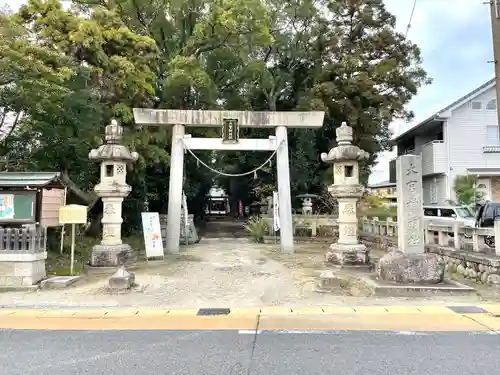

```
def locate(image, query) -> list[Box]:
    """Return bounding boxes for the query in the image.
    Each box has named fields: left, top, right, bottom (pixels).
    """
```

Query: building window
left=486, top=125, right=500, bottom=145
left=471, top=101, right=482, bottom=110
left=487, top=99, right=497, bottom=110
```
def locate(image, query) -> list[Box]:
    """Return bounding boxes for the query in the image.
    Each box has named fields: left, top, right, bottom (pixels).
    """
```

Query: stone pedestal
left=0, top=252, right=47, bottom=288
left=326, top=243, right=369, bottom=266
left=377, top=251, right=445, bottom=284
left=321, top=122, right=369, bottom=267
left=91, top=244, right=136, bottom=267
left=108, top=266, right=135, bottom=290
left=88, top=120, right=139, bottom=267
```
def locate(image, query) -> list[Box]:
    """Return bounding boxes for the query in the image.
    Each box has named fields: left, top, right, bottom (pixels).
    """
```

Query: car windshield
left=455, top=207, right=474, bottom=218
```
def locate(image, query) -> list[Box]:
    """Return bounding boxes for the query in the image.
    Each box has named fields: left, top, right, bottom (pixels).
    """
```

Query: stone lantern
left=88, top=119, right=139, bottom=267
left=320, top=122, right=369, bottom=266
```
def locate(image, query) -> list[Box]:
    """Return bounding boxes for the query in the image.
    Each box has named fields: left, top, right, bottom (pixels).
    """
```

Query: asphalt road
left=1, top=329, right=499, bottom=375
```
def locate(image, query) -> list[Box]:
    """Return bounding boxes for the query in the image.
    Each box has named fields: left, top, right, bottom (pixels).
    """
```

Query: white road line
left=238, top=330, right=500, bottom=335
left=468, top=331, right=500, bottom=335
left=393, top=331, right=430, bottom=336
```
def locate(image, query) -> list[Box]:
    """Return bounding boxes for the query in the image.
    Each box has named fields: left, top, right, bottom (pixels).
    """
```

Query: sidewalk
left=1, top=304, right=500, bottom=332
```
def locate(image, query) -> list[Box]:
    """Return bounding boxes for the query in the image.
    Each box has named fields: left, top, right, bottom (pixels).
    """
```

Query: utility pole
left=489, top=0, right=500, bottom=127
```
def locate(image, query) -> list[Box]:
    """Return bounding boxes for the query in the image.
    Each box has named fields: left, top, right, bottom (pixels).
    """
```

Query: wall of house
left=40, top=188, right=65, bottom=227
left=422, top=175, right=447, bottom=205
left=447, top=86, right=499, bottom=201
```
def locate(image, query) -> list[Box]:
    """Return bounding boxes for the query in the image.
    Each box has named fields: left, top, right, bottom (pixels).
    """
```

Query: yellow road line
left=0, top=304, right=498, bottom=332
left=40, top=310, right=77, bottom=318
left=478, top=304, right=500, bottom=316
left=260, top=307, right=293, bottom=315
left=290, top=307, right=324, bottom=314
left=136, top=309, right=170, bottom=317
left=167, top=309, right=199, bottom=316
left=321, top=306, right=357, bottom=314
left=384, top=306, right=422, bottom=314
left=7, top=309, right=46, bottom=317
left=0, top=307, right=497, bottom=331
left=72, top=310, right=109, bottom=318
left=352, top=306, right=389, bottom=314
left=229, top=308, right=261, bottom=316
left=414, top=306, right=456, bottom=314
left=463, top=313, right=500, bottom=331
left=105, top=310, right=139, bottom=318
left=258, top=314, right=490, bottom=332
left=0, top=316, right=259, bottom=331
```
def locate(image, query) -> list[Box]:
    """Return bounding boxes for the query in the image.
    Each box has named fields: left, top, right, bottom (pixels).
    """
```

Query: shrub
left=362, top=206, right=397, bottom=220
left=244, top=216, right=268, bottom=243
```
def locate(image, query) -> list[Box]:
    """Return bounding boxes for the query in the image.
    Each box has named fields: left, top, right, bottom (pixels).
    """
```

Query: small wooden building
left=0, top=172, right=93, bottom=227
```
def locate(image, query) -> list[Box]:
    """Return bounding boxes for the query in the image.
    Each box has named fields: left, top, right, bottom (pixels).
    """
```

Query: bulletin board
left=0, top=192, right=36, bottom=222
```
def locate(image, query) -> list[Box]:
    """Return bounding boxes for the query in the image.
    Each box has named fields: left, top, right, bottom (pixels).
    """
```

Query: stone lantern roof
left=320, top=122, right=370, bottom=163
left=88, top=119, right=139, bottom=162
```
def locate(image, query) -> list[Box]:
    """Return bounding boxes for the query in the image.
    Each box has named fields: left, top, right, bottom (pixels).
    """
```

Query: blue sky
left=1, top=0, right=495, bottom=184
left=371, top=0, right=495, bottom=183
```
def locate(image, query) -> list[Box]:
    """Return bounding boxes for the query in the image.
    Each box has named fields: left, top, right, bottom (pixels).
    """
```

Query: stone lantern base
left=325, top=243, right=370, bottom=267
left=90, top=244, right=137, bottom=267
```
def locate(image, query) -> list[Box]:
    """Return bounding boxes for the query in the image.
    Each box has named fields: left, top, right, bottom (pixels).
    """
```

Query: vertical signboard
left=141, top=212, right=164, bottom=259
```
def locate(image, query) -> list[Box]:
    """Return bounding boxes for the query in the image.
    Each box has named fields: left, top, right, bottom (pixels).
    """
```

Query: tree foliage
left=0, top=0, right=429, bottom=228
left=452, top=174, right=484, bottom=208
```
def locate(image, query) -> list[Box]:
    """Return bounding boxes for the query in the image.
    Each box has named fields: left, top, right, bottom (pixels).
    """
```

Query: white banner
left=182, top=191, right=189, bottom=230
left=273, top=191, right=280, bottom=232
left=141, top=212, right=164, bottom=258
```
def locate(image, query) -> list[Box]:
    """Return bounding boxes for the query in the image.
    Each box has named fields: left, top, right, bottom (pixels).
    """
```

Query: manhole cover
left=447, top=306, right=487, bottom=314
left=197, top=308, right=231, bottom=316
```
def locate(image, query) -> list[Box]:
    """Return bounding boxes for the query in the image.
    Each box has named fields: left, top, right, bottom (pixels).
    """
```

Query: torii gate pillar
left=133, top=109, right=325, bottom=254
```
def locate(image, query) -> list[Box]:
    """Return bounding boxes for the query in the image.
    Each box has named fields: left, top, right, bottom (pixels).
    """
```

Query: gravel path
left=0, top=239, right=490, bottom=308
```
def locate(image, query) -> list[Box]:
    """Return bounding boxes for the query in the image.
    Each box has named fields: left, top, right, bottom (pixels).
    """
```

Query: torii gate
left=133, top=109, right=325, bottom=254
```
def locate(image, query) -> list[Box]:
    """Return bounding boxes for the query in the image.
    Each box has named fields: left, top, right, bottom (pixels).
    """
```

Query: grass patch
left=46, top=234, right=145, bottom=276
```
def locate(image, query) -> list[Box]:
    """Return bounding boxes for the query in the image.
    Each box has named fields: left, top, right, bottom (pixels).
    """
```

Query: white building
left=390, top=78, right=500, bottom=204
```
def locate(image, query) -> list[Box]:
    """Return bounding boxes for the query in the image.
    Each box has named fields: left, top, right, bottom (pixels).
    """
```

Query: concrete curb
left=0, top=304, right=499, bottom=317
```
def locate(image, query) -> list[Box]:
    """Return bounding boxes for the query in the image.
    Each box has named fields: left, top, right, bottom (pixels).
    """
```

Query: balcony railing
left=421, top=140, right=447, bottom=175
left=390, top=140, right=446, bottom=181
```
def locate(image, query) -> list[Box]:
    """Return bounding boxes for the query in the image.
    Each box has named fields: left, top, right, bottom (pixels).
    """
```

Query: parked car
left=423, top=205, right=476, bottom=233
left=474, top=201, right=500, bottom=247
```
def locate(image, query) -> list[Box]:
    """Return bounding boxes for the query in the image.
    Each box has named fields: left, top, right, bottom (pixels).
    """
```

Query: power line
left=405, top=0, right=418, bottom=38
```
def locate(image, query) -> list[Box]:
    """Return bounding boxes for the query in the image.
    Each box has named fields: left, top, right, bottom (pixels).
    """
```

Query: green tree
left=452, top=175, right=484, bottom=208
left=0, top=0, right=431, bottom=230
left=215, top=0, right=430, bottom=204
left=0, top=0, right=168, bottom=231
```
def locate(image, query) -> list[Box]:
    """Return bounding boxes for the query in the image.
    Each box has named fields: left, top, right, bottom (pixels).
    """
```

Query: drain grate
left=447, top=306, right=487, bottom=314
left=197, top=308, right=231, bottom=316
